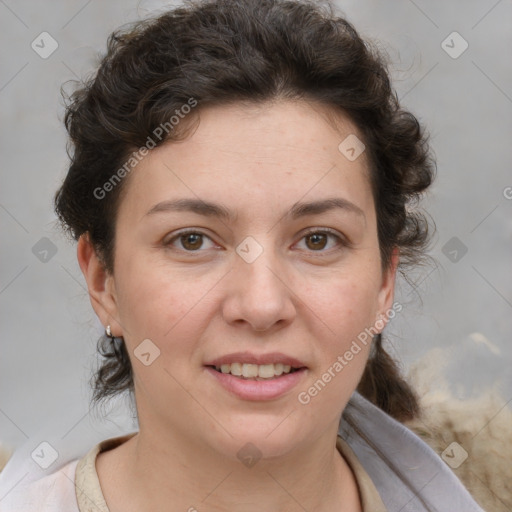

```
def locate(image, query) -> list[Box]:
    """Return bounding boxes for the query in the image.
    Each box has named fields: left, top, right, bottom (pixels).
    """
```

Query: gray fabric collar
left=340, top=391, right=485, bottom=512
left=0, top=391, right=486, bottom=511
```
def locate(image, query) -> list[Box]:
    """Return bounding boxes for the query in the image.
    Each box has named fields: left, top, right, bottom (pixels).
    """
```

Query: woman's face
left=84, top=100, right=398, bottom=459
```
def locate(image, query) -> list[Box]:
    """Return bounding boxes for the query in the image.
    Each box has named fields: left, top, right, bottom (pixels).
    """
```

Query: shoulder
left=0, top=432, right=136, bottom=512
left=341, top=391, right=487, bottom=512
left=0, top=458, right=80, bottom=512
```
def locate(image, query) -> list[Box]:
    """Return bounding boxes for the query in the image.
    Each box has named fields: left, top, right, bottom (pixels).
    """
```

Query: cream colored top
left=74, top=433, right=386, bottom=511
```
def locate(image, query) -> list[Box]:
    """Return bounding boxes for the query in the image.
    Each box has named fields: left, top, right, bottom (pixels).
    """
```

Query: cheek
left=296, top=278, right=377, bottom=415
left=113, top=255, right=218, bottom=349
left=113, top=264, right=208, bottom=404
left=305, top=271, right=380, bottom=347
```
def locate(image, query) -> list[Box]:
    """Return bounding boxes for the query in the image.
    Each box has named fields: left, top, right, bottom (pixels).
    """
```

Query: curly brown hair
left=54, top=0, right=436, bottom=422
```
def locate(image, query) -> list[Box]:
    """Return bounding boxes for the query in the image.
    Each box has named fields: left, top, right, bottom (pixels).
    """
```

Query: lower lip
left=204, top=367, right=307, bottom=401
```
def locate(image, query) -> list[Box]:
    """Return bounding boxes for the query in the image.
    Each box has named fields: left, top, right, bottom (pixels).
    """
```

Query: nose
left=221, top=240, right=297, bottom=332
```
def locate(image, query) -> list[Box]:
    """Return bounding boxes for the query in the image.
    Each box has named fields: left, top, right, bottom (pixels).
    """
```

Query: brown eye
left=297, top=229, right=345, bottom=253
left=305, top=232, right=328, bottom=250
left=181, top=233, right=203, bottom=251
left=165, top=230, right=216, bottom=252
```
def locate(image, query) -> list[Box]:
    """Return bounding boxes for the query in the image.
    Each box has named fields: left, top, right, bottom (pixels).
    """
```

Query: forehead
left=117, top=100, right=373, bottom=222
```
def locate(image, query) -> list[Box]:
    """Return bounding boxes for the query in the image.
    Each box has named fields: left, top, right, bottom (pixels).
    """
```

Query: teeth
left=220, top=364, right=231, bottom=374
left=214, top=362, right=299, bottom=379
left=243, top=363, right=259, bottom=378
left=230, top=362, right=242, bottom=376
left=258, top=364, right=275, bottom=378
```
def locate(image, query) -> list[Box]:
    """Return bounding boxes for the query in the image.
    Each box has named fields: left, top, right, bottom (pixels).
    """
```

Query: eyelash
left=163, top=227, right=349, bottom=255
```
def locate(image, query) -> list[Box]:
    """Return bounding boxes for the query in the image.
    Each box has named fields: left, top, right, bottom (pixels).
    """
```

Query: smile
left=204, top=365, right=307, bottom=401
left=210, top=362, right=302, bottom=380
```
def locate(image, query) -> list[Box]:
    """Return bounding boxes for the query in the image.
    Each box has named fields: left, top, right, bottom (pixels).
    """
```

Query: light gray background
left=1, top=0, right=511, bottom=451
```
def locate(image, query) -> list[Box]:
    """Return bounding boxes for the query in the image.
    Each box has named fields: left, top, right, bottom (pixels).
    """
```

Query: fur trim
left=404, top=350, right=512, bottom=512
left=1, top=348, right=510, bottom=512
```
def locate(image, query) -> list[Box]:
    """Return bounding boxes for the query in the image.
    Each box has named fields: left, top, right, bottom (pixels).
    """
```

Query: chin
left=210, top=418, right=307, bottom=461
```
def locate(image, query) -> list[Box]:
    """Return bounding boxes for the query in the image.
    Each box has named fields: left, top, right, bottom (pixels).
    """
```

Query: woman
left=0, top=0, right=486, bottom=510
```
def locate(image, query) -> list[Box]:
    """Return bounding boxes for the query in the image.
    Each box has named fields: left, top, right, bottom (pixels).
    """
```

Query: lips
left=204, top=366, right=307, bottom=400
left=203, top=351, right=308, bottom=400
left=203, top=351, right=307, bottom=369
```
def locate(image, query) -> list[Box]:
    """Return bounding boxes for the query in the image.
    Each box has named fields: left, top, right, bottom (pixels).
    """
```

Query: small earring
left=106, top=325, right=113, bottom=338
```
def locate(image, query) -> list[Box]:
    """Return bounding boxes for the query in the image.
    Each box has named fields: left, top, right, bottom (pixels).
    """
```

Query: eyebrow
left=144, top=197, right=366, bottom=224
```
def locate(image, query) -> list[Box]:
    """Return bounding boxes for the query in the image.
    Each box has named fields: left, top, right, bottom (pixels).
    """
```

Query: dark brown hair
left=54, top=0, right=436, bottom=422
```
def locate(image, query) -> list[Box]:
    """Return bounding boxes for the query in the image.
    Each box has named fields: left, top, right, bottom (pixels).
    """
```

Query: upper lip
left=204, top=351, right=307, bottom=368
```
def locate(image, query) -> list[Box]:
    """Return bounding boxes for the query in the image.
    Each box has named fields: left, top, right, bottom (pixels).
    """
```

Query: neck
left=116, top=419, right=361, bottom=512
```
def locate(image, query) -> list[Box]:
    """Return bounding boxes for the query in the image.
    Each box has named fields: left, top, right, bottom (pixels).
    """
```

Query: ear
left=375, top=246, right=400, bottom=332
left=77, top=233, right=123, bottom=337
